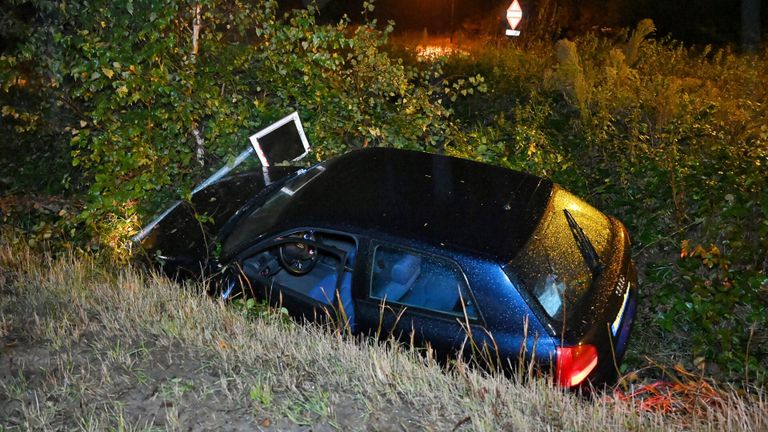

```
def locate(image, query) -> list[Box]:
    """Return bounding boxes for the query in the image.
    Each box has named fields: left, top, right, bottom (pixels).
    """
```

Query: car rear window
left=505, top=187, right=612, bottom=323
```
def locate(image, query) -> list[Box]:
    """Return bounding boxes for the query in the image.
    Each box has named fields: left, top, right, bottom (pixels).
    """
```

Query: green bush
left=1, top=0, right=461, bottom=252
left=437, top=21, right=767, bottom=382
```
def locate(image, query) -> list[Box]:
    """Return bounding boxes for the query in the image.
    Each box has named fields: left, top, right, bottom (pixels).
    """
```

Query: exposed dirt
left=0, top=281, right=426, bottom=431
left=1, top=331, right=261, bottom=430
left=0, top=330, right=434, bottom=431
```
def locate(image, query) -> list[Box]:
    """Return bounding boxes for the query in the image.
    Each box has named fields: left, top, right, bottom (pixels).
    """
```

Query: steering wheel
left=279, top=234, right=318, bottom=275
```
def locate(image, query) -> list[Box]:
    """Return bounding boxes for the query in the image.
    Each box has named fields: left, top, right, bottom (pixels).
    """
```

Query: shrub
left=1, top=0, right=460, bottom=253
left=3, top=8, right=766, bottom=383
left=436, top=21, right=767, bottom=382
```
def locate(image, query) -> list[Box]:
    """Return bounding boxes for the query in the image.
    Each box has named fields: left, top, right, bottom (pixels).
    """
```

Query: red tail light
left=556, top=344, right=598, bottom=387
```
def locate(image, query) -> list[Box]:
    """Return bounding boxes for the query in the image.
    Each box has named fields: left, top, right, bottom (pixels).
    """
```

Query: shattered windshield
left=222, top=164, right=327, bottom=250
left=505, top=187, right=612, bottom=323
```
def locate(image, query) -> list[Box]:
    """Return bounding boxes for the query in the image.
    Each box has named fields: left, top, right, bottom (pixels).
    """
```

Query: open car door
left=134, top=112, right=311, bottom=279
left=232, top=230, right=358, bottom=332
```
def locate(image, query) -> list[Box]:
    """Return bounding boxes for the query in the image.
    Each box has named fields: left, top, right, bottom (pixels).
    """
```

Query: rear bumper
left=614, top=276, right=637, bottom=359
left=589, top=262, right=638, bottom=387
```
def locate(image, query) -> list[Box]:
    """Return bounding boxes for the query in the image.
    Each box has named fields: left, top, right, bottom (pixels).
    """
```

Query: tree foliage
left=1, top=0, right=462, bottom=247
left=443, top=22, right=767, bottom=382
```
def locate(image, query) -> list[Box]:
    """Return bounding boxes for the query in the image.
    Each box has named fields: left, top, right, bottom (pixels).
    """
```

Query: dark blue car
left=139, top=148, right=637, bottom=388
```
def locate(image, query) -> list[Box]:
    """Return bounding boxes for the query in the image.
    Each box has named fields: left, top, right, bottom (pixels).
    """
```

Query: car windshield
left=232, top=164, right=326, bottom=237
left=505, top=187, right=612, bottom=324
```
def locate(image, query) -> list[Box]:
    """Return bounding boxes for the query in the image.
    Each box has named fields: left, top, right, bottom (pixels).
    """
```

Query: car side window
left=369, top=245, right=478, bottom=320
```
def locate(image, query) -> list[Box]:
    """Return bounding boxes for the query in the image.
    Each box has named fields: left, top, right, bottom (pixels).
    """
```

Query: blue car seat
left=308, top=248, right=357, bottom=331
left=372, top=254, right=421, bottom=302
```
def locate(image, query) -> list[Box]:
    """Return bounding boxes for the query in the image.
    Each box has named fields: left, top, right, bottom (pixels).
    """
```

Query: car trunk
left=506, top=186, right=616, bottom=327
left=505, top=185, right=637, bottom=386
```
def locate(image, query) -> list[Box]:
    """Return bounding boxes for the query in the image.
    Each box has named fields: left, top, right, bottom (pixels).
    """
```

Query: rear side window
left=369, top=245, right=478, bottom=320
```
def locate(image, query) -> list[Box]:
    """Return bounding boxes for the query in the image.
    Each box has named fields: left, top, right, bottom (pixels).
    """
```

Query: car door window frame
left=235, top=227, right=357, bottom=296
left=366, top=242, right=484, bottom=325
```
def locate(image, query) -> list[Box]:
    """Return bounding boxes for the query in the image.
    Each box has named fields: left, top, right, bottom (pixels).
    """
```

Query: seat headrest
left=391, top=255, right=421, bottom=285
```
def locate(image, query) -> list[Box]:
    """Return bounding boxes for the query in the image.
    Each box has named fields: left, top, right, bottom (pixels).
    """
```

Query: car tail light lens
left=556, top=344, right=598, bottom=387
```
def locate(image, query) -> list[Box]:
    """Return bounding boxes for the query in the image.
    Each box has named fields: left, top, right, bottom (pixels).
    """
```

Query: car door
left=355, top=242, right=494, bottom=361
left=235, top=229, right=358, bottom=331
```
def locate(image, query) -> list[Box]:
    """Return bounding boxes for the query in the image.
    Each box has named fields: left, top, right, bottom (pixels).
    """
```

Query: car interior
left=234, top=232, right=480, bottom=330
left=239, top=231, right=356, bottom=328
left=370, top=245, right=478, bottom=320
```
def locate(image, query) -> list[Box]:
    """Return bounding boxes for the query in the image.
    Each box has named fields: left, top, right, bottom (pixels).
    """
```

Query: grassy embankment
left=1, top=241, right=766, bottom=431
left=2, top=9, right=767, bottom=428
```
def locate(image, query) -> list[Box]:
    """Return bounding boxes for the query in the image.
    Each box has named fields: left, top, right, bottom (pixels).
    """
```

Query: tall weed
left=438, top=20, right=767, bottom=382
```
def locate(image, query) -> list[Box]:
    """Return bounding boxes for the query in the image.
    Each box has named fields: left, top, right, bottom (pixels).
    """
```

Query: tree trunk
left=741, top=0, right=761, bottom=53
left=191, top=3, right=205, bottom=166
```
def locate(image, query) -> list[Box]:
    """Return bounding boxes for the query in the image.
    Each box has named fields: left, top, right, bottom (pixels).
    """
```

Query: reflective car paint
left=138, top=148, right=637, bottom=387
left=221, top=147, right=553, bottom=261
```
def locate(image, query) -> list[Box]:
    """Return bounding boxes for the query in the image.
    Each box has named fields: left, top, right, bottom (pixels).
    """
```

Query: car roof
left=226, top=148, right=553, bottom=261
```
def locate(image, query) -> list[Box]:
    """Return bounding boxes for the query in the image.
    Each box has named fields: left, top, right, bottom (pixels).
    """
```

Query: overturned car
left=137, top=118, right=637, bottom=388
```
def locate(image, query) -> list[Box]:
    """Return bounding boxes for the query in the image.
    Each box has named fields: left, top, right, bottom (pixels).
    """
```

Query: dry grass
left=0, top=241, right=765, bottom=431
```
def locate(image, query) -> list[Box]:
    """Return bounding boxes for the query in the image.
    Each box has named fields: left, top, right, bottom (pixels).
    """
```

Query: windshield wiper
left=563, top=209, right=604, bottom=276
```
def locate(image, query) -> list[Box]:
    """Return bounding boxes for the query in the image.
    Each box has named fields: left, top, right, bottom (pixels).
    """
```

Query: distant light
left=506, top=0, right=523, bottom=37
left=415, top=45, right=469, bottom=61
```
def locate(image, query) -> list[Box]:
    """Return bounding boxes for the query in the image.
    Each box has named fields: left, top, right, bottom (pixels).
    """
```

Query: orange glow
left=415, top=45, right=468, bottom=60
